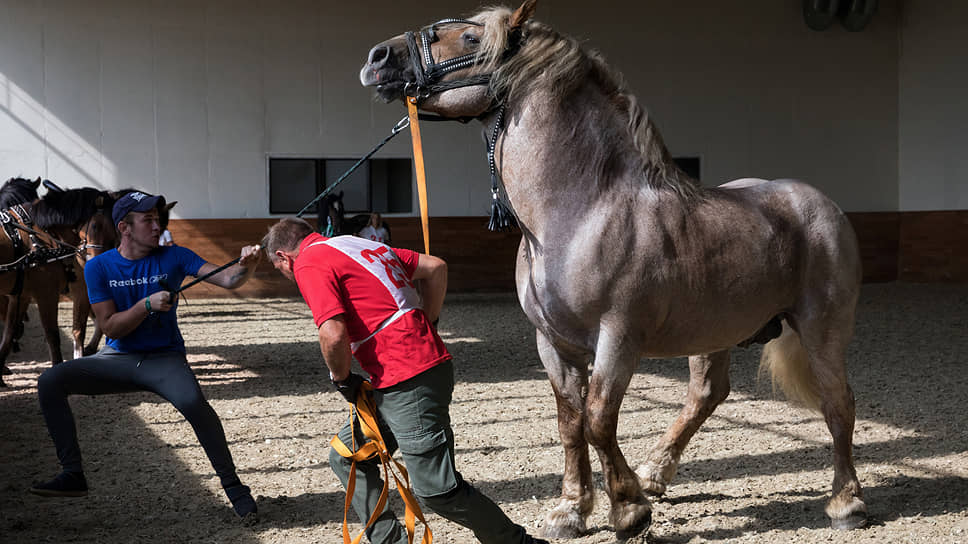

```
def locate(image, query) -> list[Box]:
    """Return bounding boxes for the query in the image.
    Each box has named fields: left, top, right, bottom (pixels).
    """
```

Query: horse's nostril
left=368, top=45, right=390, bottom=66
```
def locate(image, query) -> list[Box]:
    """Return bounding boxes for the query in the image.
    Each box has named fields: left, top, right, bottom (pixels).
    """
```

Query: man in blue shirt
left=30, top=191, right=263, bottom=521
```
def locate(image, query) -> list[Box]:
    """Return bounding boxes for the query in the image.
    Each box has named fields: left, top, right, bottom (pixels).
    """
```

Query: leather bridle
left=400, top=16, right=525, bottom=231
left=403, top=19, right=492, bottom=102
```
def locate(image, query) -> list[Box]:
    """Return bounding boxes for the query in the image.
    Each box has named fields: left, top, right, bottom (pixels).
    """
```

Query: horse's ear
left=32, top=177, right=41, bottom=188
left=165, top=201, right=177, bottom=212
left=338, top=190, right=344, bottom=199
left=509, top=0, right=537, bottom=29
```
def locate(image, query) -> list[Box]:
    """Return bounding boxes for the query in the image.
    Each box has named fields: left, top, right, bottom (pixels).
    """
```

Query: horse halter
left=404, top=19, right=491, bottom=101
left=76, top=196, right=115, bottom=259
left=402, top=16, right=526, bottom=231
left=76, top=214, right=107, bottom=258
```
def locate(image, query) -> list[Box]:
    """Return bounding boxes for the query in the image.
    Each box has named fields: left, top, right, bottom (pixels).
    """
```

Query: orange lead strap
left=331, top=382, right=433, bottom=544
left=407, top=97, right=431, bottom=254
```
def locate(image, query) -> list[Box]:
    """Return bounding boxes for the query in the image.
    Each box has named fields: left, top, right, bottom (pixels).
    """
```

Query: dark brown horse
left=320, top=191, right=391, bottom=240
left=361, top=1, right=865, bottom=538
left=0, top=179, right=119, bottom=385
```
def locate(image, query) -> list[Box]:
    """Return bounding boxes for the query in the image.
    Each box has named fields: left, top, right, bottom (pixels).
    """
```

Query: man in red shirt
left=263, top=217, right=546, bottom=544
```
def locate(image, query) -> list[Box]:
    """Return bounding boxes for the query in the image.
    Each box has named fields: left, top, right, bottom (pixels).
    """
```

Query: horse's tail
left=758, top=320, right=822, bottom=412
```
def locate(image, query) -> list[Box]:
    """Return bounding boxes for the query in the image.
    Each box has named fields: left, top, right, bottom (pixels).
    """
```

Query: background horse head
left=0, top=177, right=41, bottom=210
left=319, top=191, right=388, bottom=239
left=0, top=182, right=119, bottom=385
left=363, top=1, right=865, bottom=537
left=320, top=191, right=367, bottom=236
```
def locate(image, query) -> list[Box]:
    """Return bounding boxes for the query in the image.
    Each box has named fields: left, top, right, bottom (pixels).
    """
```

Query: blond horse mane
left=472, top=6, right=700, bottom=199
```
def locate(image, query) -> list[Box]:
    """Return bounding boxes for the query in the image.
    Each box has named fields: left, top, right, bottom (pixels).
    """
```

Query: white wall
left=0, top=0, right=927, bottom=218
left=898, top=0, right=968, bottom=211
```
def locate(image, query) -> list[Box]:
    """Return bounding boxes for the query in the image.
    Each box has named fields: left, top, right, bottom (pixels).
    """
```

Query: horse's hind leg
left=537, top=330, right=596, bottom=539
left=794, top=314, right=867, bottom=529
left=636, top=350, right=731, bottom=495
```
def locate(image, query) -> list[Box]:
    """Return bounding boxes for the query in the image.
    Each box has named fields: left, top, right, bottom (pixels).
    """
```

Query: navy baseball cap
left=112, top=191, right=166, bottom=226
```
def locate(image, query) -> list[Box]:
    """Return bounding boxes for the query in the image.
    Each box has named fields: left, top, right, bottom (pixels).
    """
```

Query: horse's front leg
left=637, top=350, right=731, bottom=495
left=586, top=332, right=652, bottom=540
left=83, top=315, right=103, bottom=356
left=536, top=330, right=595, bottom=539
left=0, top=295, right=20, bottom=386
left=35, top=292, right=63, bottom=366
left=71, top=295, right=90, bottom=360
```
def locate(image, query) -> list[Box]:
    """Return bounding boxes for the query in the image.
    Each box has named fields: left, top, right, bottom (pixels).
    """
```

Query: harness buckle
left=403, top=81, right=426, bottom=99
left=392, top=115, right=411, bottom=135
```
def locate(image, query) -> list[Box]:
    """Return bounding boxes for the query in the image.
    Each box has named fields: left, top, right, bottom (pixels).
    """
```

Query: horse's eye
left=462, top=32, right=480, bottom=46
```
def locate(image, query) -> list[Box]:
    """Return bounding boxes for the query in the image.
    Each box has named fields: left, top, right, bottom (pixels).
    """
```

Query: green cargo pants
left=328, top=360, right=529, bottom=544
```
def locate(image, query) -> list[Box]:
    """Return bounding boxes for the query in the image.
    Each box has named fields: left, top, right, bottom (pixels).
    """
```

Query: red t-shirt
left=294, top=233, right=451, bottom=388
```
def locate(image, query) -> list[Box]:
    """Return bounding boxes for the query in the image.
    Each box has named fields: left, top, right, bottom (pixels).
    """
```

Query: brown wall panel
left=164, top=211, right=967, bottom=298
left=165, top=216, right=521, bottom=298
left=898, top=211, right=968, bottom=283
left=847, top=212, right=900, bottom=283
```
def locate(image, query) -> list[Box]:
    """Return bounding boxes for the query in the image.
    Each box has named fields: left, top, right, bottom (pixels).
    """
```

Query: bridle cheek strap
left=404, top=19, right=490, bottom=101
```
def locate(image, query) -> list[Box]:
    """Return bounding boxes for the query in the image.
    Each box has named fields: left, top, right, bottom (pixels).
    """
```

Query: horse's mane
left=474, top=7, right=700, bottom=199
left=0, top=178, right=40, bottom=209
left=32, top=188, right=114, bottom=230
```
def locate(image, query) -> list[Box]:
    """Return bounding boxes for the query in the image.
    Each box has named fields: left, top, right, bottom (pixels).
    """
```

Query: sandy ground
left=1, top=283, right=966, bottom=543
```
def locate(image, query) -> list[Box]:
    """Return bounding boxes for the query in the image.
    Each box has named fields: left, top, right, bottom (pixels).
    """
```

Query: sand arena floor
left=1, top=283, right=966, bottom=543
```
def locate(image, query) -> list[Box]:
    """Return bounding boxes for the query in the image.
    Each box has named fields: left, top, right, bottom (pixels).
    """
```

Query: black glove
left=332, top=373, right=366, bottom=403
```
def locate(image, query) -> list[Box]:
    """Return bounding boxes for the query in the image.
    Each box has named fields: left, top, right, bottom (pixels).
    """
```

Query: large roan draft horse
left=0, top=178, right=119, bottom=386
left=361, top=1, right=866, bottom=538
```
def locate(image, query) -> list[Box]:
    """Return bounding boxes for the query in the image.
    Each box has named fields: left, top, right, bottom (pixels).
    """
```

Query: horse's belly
left=639, top=296, right=787, bottom=357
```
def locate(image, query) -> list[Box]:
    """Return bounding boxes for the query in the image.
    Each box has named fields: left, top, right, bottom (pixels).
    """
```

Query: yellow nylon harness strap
left=330, top=381, right=433, bottom=544
left=407, top=97, right=431, bottom=255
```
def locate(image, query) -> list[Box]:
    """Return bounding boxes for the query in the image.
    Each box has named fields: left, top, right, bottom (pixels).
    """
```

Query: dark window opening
left=268, top=157, right=413, bottom=215
left=673, top=156, right=701, bottom=181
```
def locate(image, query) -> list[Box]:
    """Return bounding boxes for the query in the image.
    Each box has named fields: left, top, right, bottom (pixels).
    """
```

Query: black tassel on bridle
left=485, top=105, right=517, bottom=231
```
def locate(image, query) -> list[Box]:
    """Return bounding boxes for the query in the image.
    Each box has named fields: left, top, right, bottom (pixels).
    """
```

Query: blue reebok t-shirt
left=86, top=246, right=206, bottom=353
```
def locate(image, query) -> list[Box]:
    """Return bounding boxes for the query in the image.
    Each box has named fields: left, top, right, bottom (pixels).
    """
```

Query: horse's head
left=33, top=188, right=122, bottom=262
left=0, top=177, right=41, bottom=209
left=360, top=0, right=537, bottom=119
left=76, top=194, right=120, bottom=261
left=321, top=192, right=345, bottom=236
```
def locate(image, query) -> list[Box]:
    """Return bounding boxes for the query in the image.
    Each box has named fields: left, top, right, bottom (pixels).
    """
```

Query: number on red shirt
left=360, top=247, right=413, bottom=289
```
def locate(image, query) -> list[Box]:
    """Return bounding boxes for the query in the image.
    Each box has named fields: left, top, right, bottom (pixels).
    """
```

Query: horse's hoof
left=615, top=510, right=651, bottom=541
left=541, top=524, right=584, bottom=540
left=611, top=499, right=652, bottom=542
left=639, top=477, right=666, bottom=497
left=831, top=513, right=868, bottom=530
left=542, top=503, right=587, bottom=539
left=636, top=461, right=674, bottom=497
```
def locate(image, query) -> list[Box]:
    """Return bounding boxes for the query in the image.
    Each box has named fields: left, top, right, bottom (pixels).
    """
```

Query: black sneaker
left=29, top=471, right=88, bottom=497
left=225, top=483, right=258, bottom=520
left=524, top=535, right=549, bottom=544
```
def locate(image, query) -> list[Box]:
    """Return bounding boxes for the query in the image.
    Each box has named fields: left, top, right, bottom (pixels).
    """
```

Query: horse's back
left=716, top=177, right=862, bottom=295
